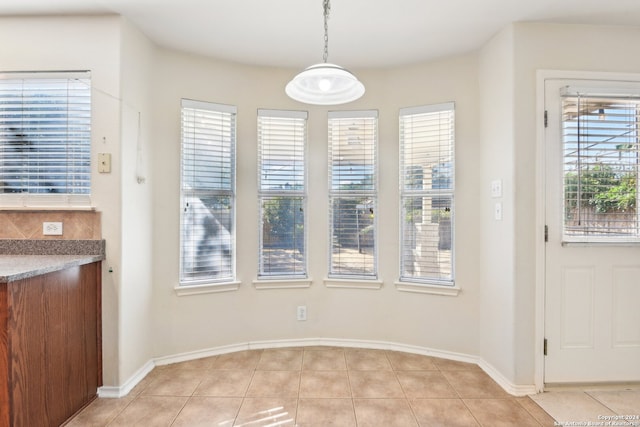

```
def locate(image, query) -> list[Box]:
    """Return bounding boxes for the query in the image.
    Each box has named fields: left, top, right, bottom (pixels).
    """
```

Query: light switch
left=98, top=152, right=111, bottom=173
left=491, top=179, right=502, bottom=198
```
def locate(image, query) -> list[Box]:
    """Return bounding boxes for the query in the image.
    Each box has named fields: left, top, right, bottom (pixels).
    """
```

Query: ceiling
left=2, top=0, right=640, bottom=69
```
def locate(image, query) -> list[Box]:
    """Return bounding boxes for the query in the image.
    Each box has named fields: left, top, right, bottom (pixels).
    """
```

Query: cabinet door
left=9, top=263, right=101, bottom=426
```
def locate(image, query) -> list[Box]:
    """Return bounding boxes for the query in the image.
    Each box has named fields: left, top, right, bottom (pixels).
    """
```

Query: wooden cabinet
left=0, top=262, right=102, bottom=427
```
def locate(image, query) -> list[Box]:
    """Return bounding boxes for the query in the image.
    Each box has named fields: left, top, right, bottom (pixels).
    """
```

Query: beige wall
left=149, top=49, right=482, bottom=361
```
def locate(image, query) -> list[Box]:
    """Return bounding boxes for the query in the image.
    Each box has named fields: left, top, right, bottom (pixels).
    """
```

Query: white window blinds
left=399, top=103, right=455, bottom=285
left=180, top=99, right=236, bottom=284
left=0, top=71, right=91, bottom=207
left=258, top=109, right=307, bottom=278
left=561, top=89, right=640, bottom=242
left=328, top=110, right=378, bottom=278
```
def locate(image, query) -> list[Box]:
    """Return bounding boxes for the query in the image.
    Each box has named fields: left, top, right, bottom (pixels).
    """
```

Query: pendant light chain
left=323, top=0, right=331, bottom=63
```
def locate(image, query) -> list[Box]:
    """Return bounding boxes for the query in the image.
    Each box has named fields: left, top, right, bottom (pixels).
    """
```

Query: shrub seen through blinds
left=180, top=99, right=236, bottom=284
left=0, top=71, right=91, bottom=207
left=561, top=87, right=640, bottom=241
left=328, top=110, right=378, bottom=278
left=258, top=109, right=308, bottom=278
left=399, top=103, right=455, bottom=285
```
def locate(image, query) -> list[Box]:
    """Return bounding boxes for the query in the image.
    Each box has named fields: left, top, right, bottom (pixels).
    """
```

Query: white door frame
left=534, top=69, right=640, bottom=391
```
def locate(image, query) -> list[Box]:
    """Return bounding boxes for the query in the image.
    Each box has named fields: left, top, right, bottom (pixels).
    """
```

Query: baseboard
left=98, top=359, right=155, bottom=398
left=477, top=359, right=538, bottom=396
left=100, top=337, right=536, bottom=398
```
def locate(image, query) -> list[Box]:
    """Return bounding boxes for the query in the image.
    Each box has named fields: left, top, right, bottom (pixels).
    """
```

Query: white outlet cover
left=43, top=222, right=63, bottom=235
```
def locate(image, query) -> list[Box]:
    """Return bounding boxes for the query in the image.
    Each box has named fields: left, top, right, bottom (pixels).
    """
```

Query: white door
left=545, top=78, right=640, bottom=383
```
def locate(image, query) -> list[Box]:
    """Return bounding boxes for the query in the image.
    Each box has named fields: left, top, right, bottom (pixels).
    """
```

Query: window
left=561, top=87, right=639, bottom=242
left=0, top=71, right=91, bottom=207
left=399, top=103, right=455, bottom=285
left=258, top=109, right=308, bottom=278
left=328, top=110, right=378, bottom=278
left=180, top=99, right=236, bottom=285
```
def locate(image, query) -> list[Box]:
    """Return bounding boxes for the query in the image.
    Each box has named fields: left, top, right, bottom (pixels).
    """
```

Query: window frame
left=327, top=110, right=379, bottom=281
left=560, top=86, right=640, bottom=244
left=398, top=102, right=456, bottom=289
left=0, top=70, right=92, bottom=209
left=178, top=99, right=237, bottom=291
left=257, top=108, right=309, bottom=281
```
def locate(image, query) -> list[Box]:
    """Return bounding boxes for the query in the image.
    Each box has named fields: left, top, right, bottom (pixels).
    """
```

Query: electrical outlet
left=43, top=222, right=63, bottom=235
left=494, top=202, right=503, bottom=221
left=297, top=305, right=307, bottom=321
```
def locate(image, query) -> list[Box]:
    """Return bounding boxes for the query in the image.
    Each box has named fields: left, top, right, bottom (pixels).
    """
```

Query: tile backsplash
left=0, top=210, right=101, bottom=239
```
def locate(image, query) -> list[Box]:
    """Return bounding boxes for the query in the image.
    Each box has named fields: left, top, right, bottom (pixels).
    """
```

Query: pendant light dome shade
left=286, top=63, right=365, bottom=105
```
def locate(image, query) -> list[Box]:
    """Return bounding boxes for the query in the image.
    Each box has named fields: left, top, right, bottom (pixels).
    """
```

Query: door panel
left=544, top=78, right=640, bottom=383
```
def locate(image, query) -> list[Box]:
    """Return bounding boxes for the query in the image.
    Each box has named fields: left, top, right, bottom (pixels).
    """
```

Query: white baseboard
left=98, top=338, right=536, bottom=398
left=98, top=359, right=155, bottom=398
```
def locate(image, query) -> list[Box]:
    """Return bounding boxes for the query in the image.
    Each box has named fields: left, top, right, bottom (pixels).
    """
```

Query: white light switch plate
left=491, top=179, right=503, bottom=198
left=43, top=222, right=63, bottom=235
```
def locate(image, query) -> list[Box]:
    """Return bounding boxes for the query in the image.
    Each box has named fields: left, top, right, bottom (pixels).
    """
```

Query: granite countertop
left=0, top=254, right=104, bottom=283
left=0, top=239, right=106, bottom=283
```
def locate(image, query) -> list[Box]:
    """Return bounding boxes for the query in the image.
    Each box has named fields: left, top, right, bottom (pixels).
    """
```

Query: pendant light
left=285, top=0, right=365, bottom=105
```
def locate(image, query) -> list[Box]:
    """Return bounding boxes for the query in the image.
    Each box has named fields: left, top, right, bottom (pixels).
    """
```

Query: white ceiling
left=2, top=0, right=640, bottom=69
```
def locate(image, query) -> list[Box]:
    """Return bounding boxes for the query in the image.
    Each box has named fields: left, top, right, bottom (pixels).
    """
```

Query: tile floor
left=531, top=384, right=640, bottom=426
left=67, top=347, right=561, bottom=426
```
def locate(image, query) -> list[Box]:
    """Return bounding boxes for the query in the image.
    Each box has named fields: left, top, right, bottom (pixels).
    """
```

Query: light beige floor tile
left=171, top=396, right=241, bottom=426
left=257, top=348, right=303, bottom=371
left=587, top=389, right=640, bottom=414
left=345, top=349, right=392, bottom=371
left=140, top=369, right=203, bottom=397
left=299, top=371, right=351, bottom=398
left=464, top=398, right=542, bottom=427
left=302, top=349, right=347, bottom=371
left=516, top=396, right=558, bottom=427
left=296, top=398, right=356, bottom=426
left=66, top=397, right=133, bottom=427
left=193, top=370, right=253, bottom=397
left=530, top=391, right=615, bottom=424
left=440, top=370, right=510, bottom=398
left=385, top=351, right=438, bottom=371
left=234, top=397, right=297, bottom=426
left=246, top=370, right=301, bottom=398
left=353, top=398, right=418, bottom=427
left=348, top=370, right=405, bottom=398
left=107, top=396, right=187, bottom=426
left=410, top=398, right=479, bottom=427
left=127, top=368, right=162, bottom=396
left=396, top=371, right=458, bottom=398
left=212, top=350, right=262, bottom=370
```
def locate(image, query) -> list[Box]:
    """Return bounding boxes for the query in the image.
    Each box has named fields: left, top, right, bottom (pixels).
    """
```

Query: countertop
left=0, top=239, right=106, bottom=283
left=0, top=254, right=104, bottom=283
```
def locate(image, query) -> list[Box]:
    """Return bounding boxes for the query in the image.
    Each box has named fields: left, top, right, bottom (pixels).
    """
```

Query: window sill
left=394, top=281, right=460, bottom=296
left=174, top=281, right=241, bottom=296
left=324, top=278, right=383, bottom=290
left=252, top=278, right=312, bottom=290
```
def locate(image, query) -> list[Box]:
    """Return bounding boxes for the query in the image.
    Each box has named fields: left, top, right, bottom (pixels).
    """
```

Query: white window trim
left=174, top=281, right=241, bottom=296
left=179, top=99, right=237, bottom=287
left=327, top=109, right=379, bottom=281
left=256, top=108, right=309, bottom=280
left=0, top=70, right=93, bottom=209
left=323, top=278, right=383, bottom=290
left=398, top=102, right=456, bottom=288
